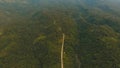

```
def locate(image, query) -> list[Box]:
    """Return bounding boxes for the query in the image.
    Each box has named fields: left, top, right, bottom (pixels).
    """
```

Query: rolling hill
left=0, top=0, right=120, bottom=68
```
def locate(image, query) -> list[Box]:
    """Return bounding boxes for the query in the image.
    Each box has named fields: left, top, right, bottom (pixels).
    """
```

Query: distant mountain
left=0, top=0, right=119, bottom=16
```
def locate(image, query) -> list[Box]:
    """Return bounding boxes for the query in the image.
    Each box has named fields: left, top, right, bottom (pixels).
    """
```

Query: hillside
left=0, top=0, right=120, bottom=68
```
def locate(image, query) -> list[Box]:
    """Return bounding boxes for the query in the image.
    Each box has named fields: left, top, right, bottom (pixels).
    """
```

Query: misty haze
left=0, top=0, right=120, bottom=68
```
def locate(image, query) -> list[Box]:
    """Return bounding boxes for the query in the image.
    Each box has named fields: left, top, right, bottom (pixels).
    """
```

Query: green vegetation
left=0, top=0, right=120, bottom=68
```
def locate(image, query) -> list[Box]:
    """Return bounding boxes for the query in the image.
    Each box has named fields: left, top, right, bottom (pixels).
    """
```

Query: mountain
left=0, top=0, right=120, bottom=68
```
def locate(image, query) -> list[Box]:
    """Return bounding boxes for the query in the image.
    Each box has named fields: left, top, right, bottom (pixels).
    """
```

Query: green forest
left=0, top=0, right=120, bottom=68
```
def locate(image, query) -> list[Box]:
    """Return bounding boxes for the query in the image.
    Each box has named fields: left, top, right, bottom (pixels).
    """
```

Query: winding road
left=61, top=33, right=65, bottom=68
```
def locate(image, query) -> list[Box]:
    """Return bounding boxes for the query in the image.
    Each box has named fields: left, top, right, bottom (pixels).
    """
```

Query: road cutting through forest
left=61, top=33, right=65, bottom=68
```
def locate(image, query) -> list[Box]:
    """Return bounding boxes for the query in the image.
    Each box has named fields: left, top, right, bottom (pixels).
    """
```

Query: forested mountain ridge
left=0, top=0, right=120, bottom=68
